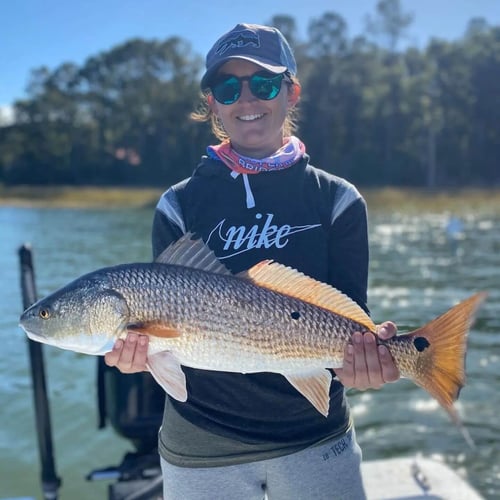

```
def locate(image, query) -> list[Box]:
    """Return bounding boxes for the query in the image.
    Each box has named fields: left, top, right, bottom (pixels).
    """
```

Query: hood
left=192, top=154, right=310, bottom=209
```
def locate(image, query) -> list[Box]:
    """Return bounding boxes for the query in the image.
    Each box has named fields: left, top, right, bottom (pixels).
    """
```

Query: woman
left=106, top=23, right=399, bottom=499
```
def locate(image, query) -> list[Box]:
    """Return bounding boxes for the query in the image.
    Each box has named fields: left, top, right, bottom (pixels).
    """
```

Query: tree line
left=1, top=0, right=499, bottom=188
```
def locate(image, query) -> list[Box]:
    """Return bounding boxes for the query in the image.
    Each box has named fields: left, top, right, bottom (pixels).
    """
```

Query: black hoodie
left=152, top=154, right=369, bottom=466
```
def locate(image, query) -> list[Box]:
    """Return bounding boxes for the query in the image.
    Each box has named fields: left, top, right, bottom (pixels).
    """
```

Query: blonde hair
left=190, top=76, right=300, bottom=142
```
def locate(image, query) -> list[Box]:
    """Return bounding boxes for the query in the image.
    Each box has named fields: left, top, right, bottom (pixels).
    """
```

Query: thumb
left=376, top=321, right=397, bottom=340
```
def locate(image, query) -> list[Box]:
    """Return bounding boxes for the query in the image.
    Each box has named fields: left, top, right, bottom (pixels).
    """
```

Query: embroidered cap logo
left=215, top=29, right=260, bottom=55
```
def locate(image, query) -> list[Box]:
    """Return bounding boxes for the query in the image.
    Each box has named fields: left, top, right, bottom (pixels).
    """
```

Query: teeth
left=239, top=114, right=264, bottom=121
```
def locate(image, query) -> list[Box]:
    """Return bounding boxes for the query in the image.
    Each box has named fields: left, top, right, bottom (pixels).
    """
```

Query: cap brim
left=201, top=55, right=288, bottom=89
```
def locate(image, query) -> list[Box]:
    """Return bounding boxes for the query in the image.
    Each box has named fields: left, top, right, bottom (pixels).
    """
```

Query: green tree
left=365, top=0, right=414, bottom=52
left=299, top=12, right=349, bottom=172
left=364, top=0, right=415, bottom=183
left=1, top=12, right=498, bottom=188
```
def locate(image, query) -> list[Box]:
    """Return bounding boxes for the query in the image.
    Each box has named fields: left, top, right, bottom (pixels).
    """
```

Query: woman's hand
left=335, top=322, right=400, bottom=390
left=104, top=333, right=149, bottom=373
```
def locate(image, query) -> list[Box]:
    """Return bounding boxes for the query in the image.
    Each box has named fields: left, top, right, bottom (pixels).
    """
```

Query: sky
left=1, top=0, right=499, bottom=115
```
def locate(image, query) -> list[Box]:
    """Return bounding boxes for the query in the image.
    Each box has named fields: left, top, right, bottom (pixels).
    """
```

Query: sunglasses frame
left=209, top=71, right=289, bottom=105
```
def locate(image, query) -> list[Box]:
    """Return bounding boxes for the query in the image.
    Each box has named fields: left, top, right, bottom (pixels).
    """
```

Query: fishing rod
left=19, top=244, right=61, bottom=500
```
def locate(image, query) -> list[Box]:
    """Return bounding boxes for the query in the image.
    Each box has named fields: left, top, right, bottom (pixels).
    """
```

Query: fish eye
left=39, top=308, right=51, bottom=320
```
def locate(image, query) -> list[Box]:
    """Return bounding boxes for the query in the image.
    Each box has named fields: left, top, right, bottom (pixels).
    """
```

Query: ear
left=207, top=94, right=218, bottom=114
left=288, top=82, right=301, bottom=107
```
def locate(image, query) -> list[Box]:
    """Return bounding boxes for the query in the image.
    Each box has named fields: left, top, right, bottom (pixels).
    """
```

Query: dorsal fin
left=156, top=232, right=231, bottom=275
left=238, top=261, right=376, bottom=331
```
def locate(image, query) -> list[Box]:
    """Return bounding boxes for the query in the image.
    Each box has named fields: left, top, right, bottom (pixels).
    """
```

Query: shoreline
left=1, top=185, right=500, bottom=212
left=0, top=185, right=163, bottom=209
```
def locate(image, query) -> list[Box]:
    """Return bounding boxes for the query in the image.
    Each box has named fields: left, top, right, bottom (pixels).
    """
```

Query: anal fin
left=284, top=369, right=332, bottom=417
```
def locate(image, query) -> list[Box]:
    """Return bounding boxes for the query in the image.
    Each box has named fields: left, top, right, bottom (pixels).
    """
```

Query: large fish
left=20, top=233, right=486, bottom=424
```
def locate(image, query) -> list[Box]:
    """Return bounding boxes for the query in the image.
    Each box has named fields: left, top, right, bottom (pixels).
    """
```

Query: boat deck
left=362, top=456, right=483, bottom=499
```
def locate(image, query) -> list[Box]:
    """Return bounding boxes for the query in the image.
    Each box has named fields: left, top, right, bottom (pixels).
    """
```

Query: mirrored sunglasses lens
left=250, top=74, right=283, bottom=100
left=212, top=77, right=240, bottom=104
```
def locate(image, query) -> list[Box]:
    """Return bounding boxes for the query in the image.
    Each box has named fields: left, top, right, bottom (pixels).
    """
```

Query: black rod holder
left=19, top=244, right=62, bottom=500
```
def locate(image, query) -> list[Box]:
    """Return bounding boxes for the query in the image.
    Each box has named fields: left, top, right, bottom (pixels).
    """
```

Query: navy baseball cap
left=200, top=23, right=297, bottom=89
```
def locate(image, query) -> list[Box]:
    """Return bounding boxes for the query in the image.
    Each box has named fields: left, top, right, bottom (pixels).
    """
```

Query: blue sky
left=1, top=0, right=499, bottom=111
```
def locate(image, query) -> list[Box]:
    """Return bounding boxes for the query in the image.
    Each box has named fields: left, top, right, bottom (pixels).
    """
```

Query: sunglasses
left=210, top=71, right=288, bottom=105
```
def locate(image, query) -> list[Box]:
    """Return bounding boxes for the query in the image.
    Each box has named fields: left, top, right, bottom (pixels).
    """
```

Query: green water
left=0, top=206, right=499, bottom=499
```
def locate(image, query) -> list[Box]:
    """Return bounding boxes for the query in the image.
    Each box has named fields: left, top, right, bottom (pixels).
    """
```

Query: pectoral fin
left=127, top=322, right=181, bottom=338
left=284, top=369, right=333, bottom=417
left=146, top=351, right=187, bottom=402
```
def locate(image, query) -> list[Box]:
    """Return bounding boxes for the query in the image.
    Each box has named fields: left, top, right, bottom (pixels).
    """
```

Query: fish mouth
left=19, top=323, right=48, bottom=342
left=20, top=322, right=115, bottom=355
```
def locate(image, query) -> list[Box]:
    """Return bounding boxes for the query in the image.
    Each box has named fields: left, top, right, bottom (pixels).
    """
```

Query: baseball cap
left=200, top=23, right=297, bottom=90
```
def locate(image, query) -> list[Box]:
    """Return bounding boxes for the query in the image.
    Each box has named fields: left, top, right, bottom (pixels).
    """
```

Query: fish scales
left=106, top=263, right=358, bottom=373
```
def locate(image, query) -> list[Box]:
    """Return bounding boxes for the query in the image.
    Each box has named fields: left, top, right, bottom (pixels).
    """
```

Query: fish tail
left=403, top=293, right=486, bottom=419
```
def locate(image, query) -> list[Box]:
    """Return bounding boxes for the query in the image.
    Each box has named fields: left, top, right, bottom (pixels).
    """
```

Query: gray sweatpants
left=160, top=429, right=366, bottom=500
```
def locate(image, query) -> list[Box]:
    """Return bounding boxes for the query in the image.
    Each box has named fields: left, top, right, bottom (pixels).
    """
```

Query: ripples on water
left=359, top=211, right=500, bottom=499
left=0, top=207, right=498, bottom=499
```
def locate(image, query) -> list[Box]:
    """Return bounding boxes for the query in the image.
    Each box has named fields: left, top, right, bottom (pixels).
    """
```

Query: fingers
left=335, top=342, right=355, bottom=388
left=336, top=331, right=374, bottom=390
left=104, top=339, right=124, bottom=367
left=374, top=322, right=400, bottom=383
left=363, top=332, right=384, bottom=389
left=336, top=329, right=400, bottom=390
left=345, top=331, right=383, bottom=390
left=104, top=333, right=149, bottom=373
left=378, top=344, right=400, bottom=382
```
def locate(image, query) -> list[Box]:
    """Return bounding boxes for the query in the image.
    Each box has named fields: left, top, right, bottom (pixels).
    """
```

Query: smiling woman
left=102, top=22, right=402, bottom=500
left=202, top=58, right=299, bottom=158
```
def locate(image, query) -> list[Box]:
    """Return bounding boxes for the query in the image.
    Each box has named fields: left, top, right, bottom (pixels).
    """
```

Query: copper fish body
left=19, top=234, right=486, bottom=422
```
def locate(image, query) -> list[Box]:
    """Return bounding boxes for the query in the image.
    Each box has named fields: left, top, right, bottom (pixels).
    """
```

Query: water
left=0, top=206, right=499, bottom=499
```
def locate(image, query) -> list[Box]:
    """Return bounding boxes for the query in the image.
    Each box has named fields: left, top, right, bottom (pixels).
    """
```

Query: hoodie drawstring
left=231, top=171, right=255, bottom=209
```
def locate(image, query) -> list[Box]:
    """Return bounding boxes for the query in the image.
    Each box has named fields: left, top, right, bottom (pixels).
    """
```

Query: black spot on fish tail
left=414, top=337, right=430, bottom=352
left=290, top=311, right=301, bottom=320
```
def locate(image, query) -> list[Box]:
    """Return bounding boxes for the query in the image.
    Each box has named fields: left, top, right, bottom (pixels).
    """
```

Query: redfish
left=19, top=233, right=486, bottom=424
